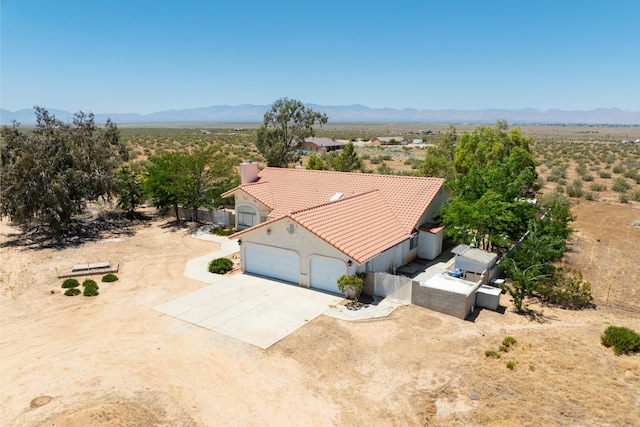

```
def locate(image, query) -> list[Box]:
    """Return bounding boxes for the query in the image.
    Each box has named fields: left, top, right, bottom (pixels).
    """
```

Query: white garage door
left=245, top=244, right=300, bottom=284
left=310, top=256, right=347, bottom=294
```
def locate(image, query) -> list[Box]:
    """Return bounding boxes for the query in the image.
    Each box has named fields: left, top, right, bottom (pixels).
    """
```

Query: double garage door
left=244, top=244, right=347, bottom=295
left=244, top=244, right=300, bottom=284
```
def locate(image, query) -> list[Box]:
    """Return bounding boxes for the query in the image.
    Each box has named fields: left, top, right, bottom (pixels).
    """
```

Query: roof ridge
left=261, top=167, right=444, bottom=182
left=288, top=189, right=380, bottom=215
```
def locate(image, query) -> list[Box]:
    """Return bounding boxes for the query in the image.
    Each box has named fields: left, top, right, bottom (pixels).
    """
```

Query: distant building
left=299, top=137, right=346, bottom=153
left=371, top=136, right=409, bottom=146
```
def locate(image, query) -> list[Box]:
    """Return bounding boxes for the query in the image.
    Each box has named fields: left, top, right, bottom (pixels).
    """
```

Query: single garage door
left=244, top=244, right=300, bottom=284
left=310, top=256, right=347, bottom=294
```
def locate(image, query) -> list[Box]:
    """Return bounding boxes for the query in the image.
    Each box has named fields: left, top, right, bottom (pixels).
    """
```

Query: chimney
left=240, top=161, right=258, bottom=184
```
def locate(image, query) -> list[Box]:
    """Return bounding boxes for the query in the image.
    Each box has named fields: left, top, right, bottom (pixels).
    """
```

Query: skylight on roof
left=329, top=192, right=343, bottom=201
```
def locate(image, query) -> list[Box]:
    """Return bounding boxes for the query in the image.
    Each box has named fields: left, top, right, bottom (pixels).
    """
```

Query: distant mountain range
left=1, top=104, right=639, bottom=125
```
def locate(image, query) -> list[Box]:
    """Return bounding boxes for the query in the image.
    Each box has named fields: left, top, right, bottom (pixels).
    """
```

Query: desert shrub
left=208, top=257, right=234, bottom=274
left=584, top=192, right=599, bottom=201
left=61, top=278, right=80, bottom=289
left=377, top=162, right=392, bottom=175
left=506, top=361, right=517, bottom=370
left=619, top=193, right=629, bottom=203
left=503, top=336, right=517, bottom=347
left=612, top=165, right=623, bottom=174
left=632, top=220, right=640, bottom=228
left=485, top=350, right=501, bottom=358
left=64, top=288, right=81, bottom=296
left=598, top=170, right=612, bottom=179
left=102, top=273, right=119, bottom=282
left=630, top=191, right=640, bottom=202
left=82, top=279, right=99, bottom=296
left=612, top=177, right=631, bottom=193
left=566, top=184, right=584, bottom=198
left=499, top=338, right=516, bottom=352
left=575, top=163, right=587, bottom=175
left=601, top=326, right=640, bottom=355
left=581, top=174, right=594, bottom=181
left=538, top=267, right=593, bottom=309
left=590, top=183, right=607, bottom=191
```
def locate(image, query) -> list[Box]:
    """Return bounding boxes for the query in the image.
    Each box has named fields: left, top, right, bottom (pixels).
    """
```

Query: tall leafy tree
left=256, top=98, right=328, bottom=167
left=145, top=147, right=237, bottom=221
left=329, top=142, right=362, bottom=172
left=0, top=107, right=127, bottom=233
left=417, top=125, right=457, bottom=181
left=440, top=121, right=538, bottom=252
left=115, top=164, right=145, bottom=217
left=145, top=151, right=185, bottom=221
left=181, top=147, right=237, bottom=221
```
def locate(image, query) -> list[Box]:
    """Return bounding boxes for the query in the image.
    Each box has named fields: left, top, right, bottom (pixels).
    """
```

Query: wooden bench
left=58, top=262, right=119, bottom=278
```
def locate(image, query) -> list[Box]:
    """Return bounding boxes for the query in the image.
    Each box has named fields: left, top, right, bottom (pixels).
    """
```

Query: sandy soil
left=1, top=206, right=639, bottom=426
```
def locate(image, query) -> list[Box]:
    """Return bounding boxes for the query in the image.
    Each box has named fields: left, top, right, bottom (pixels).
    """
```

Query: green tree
left=115, top=164, right=145, bottom=217
left=145, top=151, right=185, bottom=221
left=440, top=121, right=538, bottom=252
left=0, top=107, right=127, bottom=233
left=329, top=142, right=362, bottom=172
left=306, top=153, right=326, bottom=170
left=180, top=147, right=237, bottom=220
left=145, top=147, right=237, bottom=221
left=256, top=98, right=328, bottom=167
left=417, top=125, right=457, bottom=181
left=501, top=259, right=552, bottom=311
left=453, top=120, right=534, bottom=175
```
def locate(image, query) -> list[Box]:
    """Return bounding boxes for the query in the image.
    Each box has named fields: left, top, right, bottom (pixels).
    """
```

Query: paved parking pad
left=155, top=273, right=343, bottom=349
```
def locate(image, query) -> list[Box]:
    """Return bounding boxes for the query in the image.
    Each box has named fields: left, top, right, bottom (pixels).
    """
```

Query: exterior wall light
left=266, top=228, right=271, bottom=235
left=347, top=260, right=352, bottom=266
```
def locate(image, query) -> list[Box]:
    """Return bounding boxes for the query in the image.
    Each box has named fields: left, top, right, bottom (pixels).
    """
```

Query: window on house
left=410, top=235, right=418, bottom=250
left=237, top=206, right=257, bottom=228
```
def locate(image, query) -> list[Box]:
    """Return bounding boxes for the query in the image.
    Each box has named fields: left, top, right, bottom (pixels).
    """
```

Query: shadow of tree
left=0, top=211, right=151, bottom=250
left=520, top=307, right=559, bottom=323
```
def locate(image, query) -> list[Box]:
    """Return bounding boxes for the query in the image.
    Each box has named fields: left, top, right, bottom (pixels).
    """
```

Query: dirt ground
left=1, top=205, right=639, bottom=426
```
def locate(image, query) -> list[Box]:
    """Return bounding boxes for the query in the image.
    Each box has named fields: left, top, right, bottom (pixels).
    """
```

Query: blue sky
left=2, top=0, right=639, bottom=114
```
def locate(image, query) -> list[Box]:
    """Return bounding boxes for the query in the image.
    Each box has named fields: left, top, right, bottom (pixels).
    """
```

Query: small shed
left=476, top=285, right=502, bottom=311
left=452, top=245, right=498, bottom=281
left=411, top=273, right=482, bottom=319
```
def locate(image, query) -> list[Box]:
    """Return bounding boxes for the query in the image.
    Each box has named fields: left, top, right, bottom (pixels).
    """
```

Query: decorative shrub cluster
left=211, top=227, right=235, bottom=236
left=82, top=279, right=99, bottom=297
left=61, top=278, right=80, bottom=289
left=601, top=326, right=640, bottom=355
left=208, top=258, right=234, bottom=274
left=64, top=288, right=81, bottom=296
left=101, top=273, right=119, bottom=282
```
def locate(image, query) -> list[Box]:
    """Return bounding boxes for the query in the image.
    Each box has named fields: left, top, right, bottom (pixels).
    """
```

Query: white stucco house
left=221, top=163, right=448, bottom=294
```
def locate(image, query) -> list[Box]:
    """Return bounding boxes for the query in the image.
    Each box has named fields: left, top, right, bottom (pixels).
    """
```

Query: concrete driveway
left=154, top=272, right=343, bottom=349
left=154, top=229, right=405, bottom=349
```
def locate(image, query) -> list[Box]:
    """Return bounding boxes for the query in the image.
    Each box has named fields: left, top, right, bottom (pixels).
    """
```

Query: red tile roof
left=226, top=168, right=444, bottom=263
